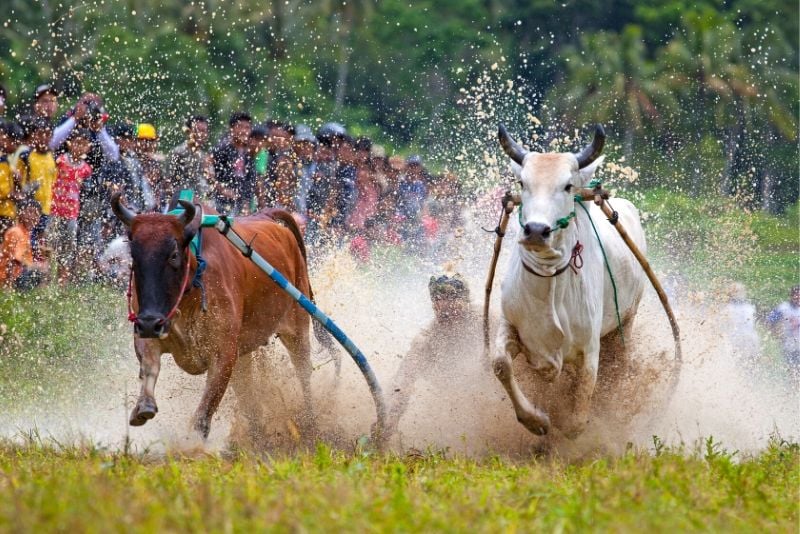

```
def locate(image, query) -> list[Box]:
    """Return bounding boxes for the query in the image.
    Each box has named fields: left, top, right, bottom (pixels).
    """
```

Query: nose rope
left=517, top=199, right=576, bottom=233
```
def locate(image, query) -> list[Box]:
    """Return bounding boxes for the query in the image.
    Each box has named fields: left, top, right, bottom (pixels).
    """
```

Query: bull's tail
left=263, top=208, right=340, bottom=366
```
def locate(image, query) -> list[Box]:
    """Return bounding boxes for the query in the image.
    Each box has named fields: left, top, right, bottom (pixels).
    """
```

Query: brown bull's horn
left=176, top=200, right=197, bottom=227
left=575, top=124, right=606, bottom=169
left=110, top=192, right=136, bottom=227
left=498, top=124, right=528, bottom=165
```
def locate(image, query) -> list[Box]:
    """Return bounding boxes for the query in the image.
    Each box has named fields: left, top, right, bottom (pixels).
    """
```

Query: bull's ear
left=578, top=155, right=605, bottom=185
left=509, top=160, right=523, bottom=178
left=182, top=204, right=202, bottom=247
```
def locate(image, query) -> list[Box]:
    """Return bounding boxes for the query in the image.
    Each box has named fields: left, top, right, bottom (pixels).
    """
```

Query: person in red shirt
left=0, top=198, right=48, bottom=289
left=49, top=128, right=92, bottom=284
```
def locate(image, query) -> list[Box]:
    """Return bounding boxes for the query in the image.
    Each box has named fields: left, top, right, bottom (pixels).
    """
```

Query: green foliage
left=0, top=438, right=795, bottom=531
left=0, top=0, right=795, bottom=208
left=0, top=284, right=128, bottom=402
left=637, top=188, right=799, bottom=306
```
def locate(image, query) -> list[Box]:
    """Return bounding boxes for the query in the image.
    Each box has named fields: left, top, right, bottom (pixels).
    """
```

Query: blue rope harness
left=189, top=227, right=208, bottom=312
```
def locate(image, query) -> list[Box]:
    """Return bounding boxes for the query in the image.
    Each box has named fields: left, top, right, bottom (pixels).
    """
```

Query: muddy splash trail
left=1, top=208, right=796, bottom=458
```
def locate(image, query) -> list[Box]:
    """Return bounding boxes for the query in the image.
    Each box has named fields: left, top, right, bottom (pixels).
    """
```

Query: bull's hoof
left=559, top=416, right=590, bottom=440
left=517, top=409, right=551, bottom=436
left=129, top=398, right=158, bottom=426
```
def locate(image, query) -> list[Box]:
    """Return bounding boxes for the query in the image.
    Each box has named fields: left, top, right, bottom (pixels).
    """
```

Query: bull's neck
left=517, top=224, right=576, bottom=278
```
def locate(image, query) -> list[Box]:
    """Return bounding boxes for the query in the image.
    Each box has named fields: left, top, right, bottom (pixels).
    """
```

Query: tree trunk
left=333, top=6, right=354, bottom=116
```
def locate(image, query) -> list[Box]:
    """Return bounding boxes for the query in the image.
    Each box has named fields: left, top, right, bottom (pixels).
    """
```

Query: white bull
left=493, top=124, right=646, bottom=438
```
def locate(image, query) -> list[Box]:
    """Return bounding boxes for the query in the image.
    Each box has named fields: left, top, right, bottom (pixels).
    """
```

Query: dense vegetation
left=0, top=0, right=797, bottom=209
left=0, top=438, right=796, bottom=531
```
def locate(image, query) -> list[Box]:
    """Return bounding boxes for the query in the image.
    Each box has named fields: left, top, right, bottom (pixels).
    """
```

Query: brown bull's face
left=111, top=193, right=199, bottom=338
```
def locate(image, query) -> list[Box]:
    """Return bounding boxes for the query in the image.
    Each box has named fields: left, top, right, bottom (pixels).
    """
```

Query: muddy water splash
left=1, top=209, right=796, bottom=457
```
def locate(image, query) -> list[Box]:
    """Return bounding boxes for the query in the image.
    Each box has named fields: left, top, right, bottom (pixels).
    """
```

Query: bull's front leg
left=493, top=319, right=551, bottom=435
left=191, top=338, right=238, bottom=440
left=130, top=338, right=162, bottom=426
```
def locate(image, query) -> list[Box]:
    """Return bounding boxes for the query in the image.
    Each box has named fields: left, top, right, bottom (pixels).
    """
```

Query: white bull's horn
left=575, top=124, right=606, bottom=169
left=498, top=124, right=528, bottom=165
left=111, top=192, right=136, bottom=227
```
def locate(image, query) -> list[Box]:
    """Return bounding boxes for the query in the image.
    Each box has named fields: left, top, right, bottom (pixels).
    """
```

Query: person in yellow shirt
left=0, top=120, right=21, bottom=238
left=17, top=117, right=56, bottom=260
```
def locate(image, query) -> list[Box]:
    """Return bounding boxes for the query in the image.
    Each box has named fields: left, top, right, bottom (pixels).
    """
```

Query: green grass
left=0, top=438, right=796, bottom=532
left=0, top=284, right=129, bottom=402
left=634, top=189, right=799, bottom=307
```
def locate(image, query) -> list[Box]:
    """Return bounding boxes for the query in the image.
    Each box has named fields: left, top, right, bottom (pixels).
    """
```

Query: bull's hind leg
left=557, top=350, right=598, bottom=439
left=280, top=330, right=318, bottom=439
left=191, top=336, right=239, bottom=440
left=130, top=338, right=162, bottom=426
left=230, top=352, right=268, bottom=445
left=493, top=319, right=551, bottom=435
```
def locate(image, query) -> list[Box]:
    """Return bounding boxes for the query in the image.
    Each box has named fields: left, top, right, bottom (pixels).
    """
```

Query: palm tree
left=659, top=9, right=797, bottom=202
left=547, top=25, right=677, bottom=158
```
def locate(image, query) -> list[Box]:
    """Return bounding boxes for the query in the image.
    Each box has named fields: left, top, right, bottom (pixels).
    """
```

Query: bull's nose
left=135, top=314, right=168, bottom=339
left=523, top=222, right=551, bottom=242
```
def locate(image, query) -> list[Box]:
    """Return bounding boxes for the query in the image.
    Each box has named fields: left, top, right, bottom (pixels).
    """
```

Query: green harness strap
left=576, top=199, right=625, bottom=345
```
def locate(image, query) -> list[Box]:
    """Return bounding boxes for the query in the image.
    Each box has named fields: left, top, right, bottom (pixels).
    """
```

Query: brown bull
left=111, top=192, right=326, bottom=440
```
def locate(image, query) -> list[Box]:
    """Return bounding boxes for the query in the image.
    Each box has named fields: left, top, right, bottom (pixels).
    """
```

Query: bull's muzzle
left=521, top=222, right=551, bottom=247
left=135, top=313, right=170, bottom=339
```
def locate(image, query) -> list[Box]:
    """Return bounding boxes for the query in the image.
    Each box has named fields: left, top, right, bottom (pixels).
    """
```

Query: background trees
left=0, top=0, right=796, bottom=210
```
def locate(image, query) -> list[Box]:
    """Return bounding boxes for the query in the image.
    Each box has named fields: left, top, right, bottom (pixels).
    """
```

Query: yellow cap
left=136, top=123, right=157, bottom=139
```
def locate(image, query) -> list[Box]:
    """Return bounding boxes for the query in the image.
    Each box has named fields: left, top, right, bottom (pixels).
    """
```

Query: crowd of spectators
left=0, top=84, right=463, bottom=290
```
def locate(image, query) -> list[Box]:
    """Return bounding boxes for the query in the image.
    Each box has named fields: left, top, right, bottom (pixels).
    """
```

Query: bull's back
left=201, top=216, right=309, bottom=347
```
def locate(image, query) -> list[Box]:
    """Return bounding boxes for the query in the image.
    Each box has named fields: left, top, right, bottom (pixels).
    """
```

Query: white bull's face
left=513, top=152, right=603, bottom=251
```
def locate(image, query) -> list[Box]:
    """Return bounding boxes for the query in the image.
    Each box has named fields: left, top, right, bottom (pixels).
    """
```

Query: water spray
left=212, top=216, right=387, bottom=441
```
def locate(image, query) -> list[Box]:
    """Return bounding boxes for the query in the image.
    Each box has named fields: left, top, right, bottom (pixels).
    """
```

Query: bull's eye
left=564, top=184, right=573, bottom=192
left=168, top=251, right=181, bottom=269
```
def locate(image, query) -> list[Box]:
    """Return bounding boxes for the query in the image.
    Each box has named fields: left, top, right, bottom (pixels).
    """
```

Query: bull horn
left=176, top=200, right=197, bottom=227
left=110, top=192, right=136, bottom=227
left=575, top=124, right=606, bottom=169
left=498, top=124, right=528, bottom=165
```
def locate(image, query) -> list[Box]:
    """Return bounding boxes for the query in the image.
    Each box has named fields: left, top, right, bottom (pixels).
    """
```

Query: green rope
left=517, top=201, right=575, bottom=232
left=575, top=200, right=625, bottom=345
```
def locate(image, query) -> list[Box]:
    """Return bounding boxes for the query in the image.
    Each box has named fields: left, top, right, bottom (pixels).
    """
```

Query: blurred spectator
left=396, top=155, right=427, bottom=248
left=305, top=125, right=341, bottom=245
left=18, top=117, right=56, bottom=261
left=265, top=120, right=295, bottom=209
left=331, top=134, right=358, bottom=233
left=136, top=123, right=165, bottom=210
left=0, top=84, right=6, bottom=118
left=49, top=128, right=92, bottom=284
left=212, top=111, right=252, bottom=214
left=354, top=136, right=372, bottom=168
left=348, top=164, right=379, bottom=232
left=246, top=124, right=270, bottom=213
left=111, top=123, right=154, bottom=212
left=50, top=93, right=118, bottom=165
left=291, top=124, right=318, bottom=217
left=0, top=120, right=21, bottom=238
left=50, top=93, right=122, bottom=279
left=766, top=286, right=800, bottom=370
left=0, top=198, right=48, bottom=289
left=33, top=84, right=59, bottom=123
left=166, top=115, right=214, bottom=202
left=722, top=283, right=760, bottom=361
